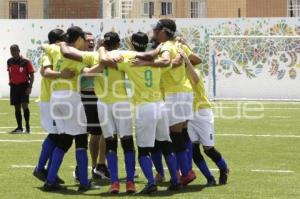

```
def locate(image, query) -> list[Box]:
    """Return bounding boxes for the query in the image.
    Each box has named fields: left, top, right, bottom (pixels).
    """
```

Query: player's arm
left=81, top=47, right=109, bottom=74
left=41, top=66, right=75, bottom=79
left=172, top=53, right=183, bottom=68
left=189, top=53, right=202, bottom=66
left=82, top=63, right=104, bottom=74
left=59, top=42, right=84, bottom=62
left=132, top=50, right=171, bottom=67
left=135, top=44, right=162, bottom=60
left=97, top=47, right=122, bottom=69
left=179, top=49, right=199, bottom=84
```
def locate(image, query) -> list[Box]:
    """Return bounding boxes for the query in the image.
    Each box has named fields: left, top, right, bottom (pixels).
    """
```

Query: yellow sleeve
left=160, top=42, right=171, bottom=54
left=82, top=51, right=99, bottom=66
left=182, top=44, right=192, bottom=57
left=40, top=54, right=52, bottom=68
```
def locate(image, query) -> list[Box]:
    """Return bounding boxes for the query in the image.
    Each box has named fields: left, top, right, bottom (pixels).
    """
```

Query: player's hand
left=130, top=58, right=147, bottom=66
left=60, top=69, right=75, bottom=79
left=112, top=55, right=124, bottom=63
left=26, top=87, right=32, bottom=95
left=175, top=36, right=188, bottom=46
left=178, top=48, right=188, bottom=61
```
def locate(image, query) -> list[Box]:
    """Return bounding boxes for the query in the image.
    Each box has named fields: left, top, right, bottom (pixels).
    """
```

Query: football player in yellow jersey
left=59, top=32, right=136, bottom=194
left=179, top=48, right=229, bottom=186
left=43, top=26, right=102, bottom=192
left=33, top=29, right=74, bottom=185
left=63, top=32, right=111, bottom=182
left=133, top=19, right=196, bottom=186
left=103, top=32, right=181, bottom=194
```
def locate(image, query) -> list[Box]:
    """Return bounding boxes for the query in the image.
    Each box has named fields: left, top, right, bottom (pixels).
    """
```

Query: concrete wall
left=246, top=0, right=287, bottom=17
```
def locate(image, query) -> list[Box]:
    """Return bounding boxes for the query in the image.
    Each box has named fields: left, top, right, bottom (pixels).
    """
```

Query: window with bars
left=161, top=1, right=172, bottom=16
left=121, top=0, right=133, bottom=18
left=288, top=0, right=300, bottom=17
left=143, top=1, right=154, bottom=17
left=9, top=1, right=27, bottom=19
left=191, top=0, right=207, bottom=18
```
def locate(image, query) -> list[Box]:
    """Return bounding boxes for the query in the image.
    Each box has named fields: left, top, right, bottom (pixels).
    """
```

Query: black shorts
left=10, top=83, right=30, bottom=105
left=81, top=91, right=102, bottom=135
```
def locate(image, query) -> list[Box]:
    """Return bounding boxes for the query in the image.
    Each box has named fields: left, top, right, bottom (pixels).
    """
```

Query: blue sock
left=197, top=160, right=213, bottom=180
left=151, top=151, right=165, bottom=176
left=46, top=147, right=64, bottom=184
left=164, top=153, right=179, bottom=184
left=139, top=156, right=155, bottom=185
left=185, top=140, right=193, bottom=171
left=216, top=157, right=228, bottom=172
left=76, top=149, right=89, bottom=186
left=124, top=151, right=135, bottom=182
left=37, top=137, right=56, bottom=171
left=106, top=151, right=119, bottom=183
left=176, top=157, right=180, bottom=171
left=176, top=151, right=189, bottom=176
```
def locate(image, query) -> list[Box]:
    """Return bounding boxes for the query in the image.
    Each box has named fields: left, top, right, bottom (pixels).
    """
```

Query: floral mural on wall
left=19, top=18, right=300, bottom=81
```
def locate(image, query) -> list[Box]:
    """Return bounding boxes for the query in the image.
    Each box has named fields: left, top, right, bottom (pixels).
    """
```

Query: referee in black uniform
left=7, top=45, right=35, bottom=133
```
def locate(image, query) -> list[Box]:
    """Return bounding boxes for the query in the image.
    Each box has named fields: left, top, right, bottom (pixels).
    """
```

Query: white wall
left=0, top=18, right=299, bottom=100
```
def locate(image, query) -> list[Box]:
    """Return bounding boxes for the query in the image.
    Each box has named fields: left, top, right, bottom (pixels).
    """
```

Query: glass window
left=9, top=1, right=27, bottom=19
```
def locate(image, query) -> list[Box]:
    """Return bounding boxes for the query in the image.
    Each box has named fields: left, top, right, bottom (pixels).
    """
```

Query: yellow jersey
left=190, top=69, right=212, bottom=111
left=82, top=51, right=104, bottom=96
left=39, top=53, right=52, bottom=102
left=45, top=45, right=87, bottom=92
left=159, top=40, right=193, bottom=95
left=118, top=51, right=163, bottom=104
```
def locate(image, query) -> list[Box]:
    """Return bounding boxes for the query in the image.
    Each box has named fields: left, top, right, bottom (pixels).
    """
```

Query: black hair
left=156, top=19, right=177, bottom=38
left=48, top=29, right=65, bottom=44
left=66, top=26, right=85, bottom=43
left=103, top=32, right=120, bottom=48
left=131, top=32, right=149, bottom=52
left=10, top=44, right=20, bottom=50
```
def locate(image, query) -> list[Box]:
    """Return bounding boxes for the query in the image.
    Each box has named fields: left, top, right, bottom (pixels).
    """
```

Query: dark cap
left=153, top=19, right=176, bottom=36
left=66, top=26, right=85, bottom=43
left=131, top=32, right=149, bottom=51
left=103, top=32, right=120, bottom=46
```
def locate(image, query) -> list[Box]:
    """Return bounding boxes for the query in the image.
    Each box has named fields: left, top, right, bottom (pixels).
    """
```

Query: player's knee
left=48, top=134, right=60, bottom=145
left=138, top=147, right=152, bottom=158
left=170, top=133, right=186, bottom=153
left=105, top=137, right=118, bottom=154
left=159, top=141, right=173, bottom=156
left=75, top=134, right=88, bottom=149
left=151, top=140, right=161, bottom=153
left=204, top=147, right=222, bottom=161
left=57, top=134, right=73, bottom=153
left=121, top=136, right=135, bottom=153
left=192, top=143, right=204, bottom=164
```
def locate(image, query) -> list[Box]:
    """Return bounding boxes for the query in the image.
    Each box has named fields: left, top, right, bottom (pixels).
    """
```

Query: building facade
left=0, top=0, right=44, bottom=19
left=0, top=0, right=299, bottom=19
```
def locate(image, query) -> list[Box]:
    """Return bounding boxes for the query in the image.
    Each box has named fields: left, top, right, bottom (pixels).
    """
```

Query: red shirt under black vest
left=7, top=56, right=34, bottom=85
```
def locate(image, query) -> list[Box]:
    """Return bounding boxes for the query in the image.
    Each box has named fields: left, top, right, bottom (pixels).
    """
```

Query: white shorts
left=50, top=91, right=87, bottom=136
left=97, top=101, right=132, bottom=139
left=39, top=102, right=58, bottom=134
left=165, top=92, right=194, bottom=126
left=188, top=109, right=214, bottom=146
left=135, top=102, right=171, bottom=147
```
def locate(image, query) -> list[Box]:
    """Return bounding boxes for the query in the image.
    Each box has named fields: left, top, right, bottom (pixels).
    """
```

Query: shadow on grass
left=36, top=183, right=221, bottom=197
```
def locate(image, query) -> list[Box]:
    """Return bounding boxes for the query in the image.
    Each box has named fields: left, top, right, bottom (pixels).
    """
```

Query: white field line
left=0, top=131, right=45, bottom=134
left=0, top=126, right=40, bottom=129
left=213, top=106, right=300, bottom=110
left=251, top=169, right=294, bottom=173
left=10, top=164, right=295, bottom=174
left=0, top=139, right=43, bottom=142
left=1, top=133, right=300, bottom=141
left=269, top=116, right=291, bottom=119
left=216, top=134, right=300, bottom=138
